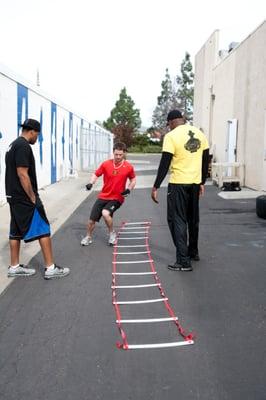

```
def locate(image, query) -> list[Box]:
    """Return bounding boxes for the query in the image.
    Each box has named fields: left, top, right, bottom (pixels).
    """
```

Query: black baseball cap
left=166, top=109, right=183, bottom=125
left=21, top=118, right=41, bottom=132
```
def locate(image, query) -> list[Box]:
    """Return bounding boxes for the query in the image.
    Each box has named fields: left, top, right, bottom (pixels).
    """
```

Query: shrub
left=128, top=144, right=162, bottom=153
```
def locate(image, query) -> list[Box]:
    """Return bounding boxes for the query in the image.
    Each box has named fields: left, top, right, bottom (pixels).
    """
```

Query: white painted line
left=113, top=298, right=168, bottom=304
left=112, top=272, right=156, bottom=275
left=112, top=283, right=160, bottom=289
left=115, top=245, right=147, bottom=248
left=118, top=237, right=148, bottom=240
left=127, top=341, right=194, bottom=349
left=116, top=317, right=178, bottom=323
left=114, top=251, right=150, bottom=255
left=124, top=222, right=150, bottom=225
left=113, top=260, right=152, bottom=264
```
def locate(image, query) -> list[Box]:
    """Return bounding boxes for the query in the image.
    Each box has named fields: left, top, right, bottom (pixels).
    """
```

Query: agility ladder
left=112, top=221, right=195, bottom=350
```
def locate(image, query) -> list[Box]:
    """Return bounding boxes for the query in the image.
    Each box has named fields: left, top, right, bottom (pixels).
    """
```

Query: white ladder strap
left=119, top=231, right=148, bottom=234
left=126, top=341, right=194, bottom=349
left=114, top=251, right=150, bottom=255
left=113, top=260, right=152, bottom=264
left=121, top=227, right=148, bottom=230
left=112, top=272, right=156, bottom=275
left=123, top=222, right=150, bottom=225
left=113, top=298, right=168, bottom=304
left=118, top=237, right=148, bottom=240
left=115, top=245, right=147, bottom=248
left=112, top=283, right=160, bottom=289
left=116, top=317, right=178, bottom=323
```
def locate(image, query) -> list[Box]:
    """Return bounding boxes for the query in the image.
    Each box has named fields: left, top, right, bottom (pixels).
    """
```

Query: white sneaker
left=81, top=236, right=93, bottom=246
left=108, top=231, right=117, bottom=246
left=44, top=264, right=70, bottom=280
left=8, top=264, right=36, bottom=277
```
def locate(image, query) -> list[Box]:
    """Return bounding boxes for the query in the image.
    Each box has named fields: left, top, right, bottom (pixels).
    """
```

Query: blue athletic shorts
left=9, top=197, right=51, bottom=242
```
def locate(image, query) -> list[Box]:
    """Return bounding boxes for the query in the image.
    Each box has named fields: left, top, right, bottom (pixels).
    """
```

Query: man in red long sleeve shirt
left=81, top=142, right=136, bottom=246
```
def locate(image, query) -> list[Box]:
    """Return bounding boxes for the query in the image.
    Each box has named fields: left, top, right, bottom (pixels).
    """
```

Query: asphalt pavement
left=0, top=154, right=265, bottom=400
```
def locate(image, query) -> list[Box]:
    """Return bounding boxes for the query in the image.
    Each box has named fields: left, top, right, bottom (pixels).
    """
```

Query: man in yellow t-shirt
left=151, top=110, right=209, bottom=272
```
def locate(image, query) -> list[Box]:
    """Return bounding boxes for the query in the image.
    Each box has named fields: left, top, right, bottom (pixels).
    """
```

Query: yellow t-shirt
left=162, top=124, right=209, bottom=184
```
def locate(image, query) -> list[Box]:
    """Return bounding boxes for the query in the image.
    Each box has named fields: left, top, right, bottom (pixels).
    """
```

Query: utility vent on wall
left=218, top=49, right=228, bottom=59
left=228, top=42, right=239, bottom=52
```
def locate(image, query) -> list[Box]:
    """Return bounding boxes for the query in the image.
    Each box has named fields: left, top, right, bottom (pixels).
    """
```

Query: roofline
left=195, top=29, right=220, bottom=57
left=213, top=19, right=265, bottom=69
left=0, top=61, right=109, bottom=132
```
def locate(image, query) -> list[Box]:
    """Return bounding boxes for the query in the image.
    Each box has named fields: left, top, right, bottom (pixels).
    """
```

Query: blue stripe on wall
left=76, top=124, right=79, bottom=159
left=39, top=108, right=44, bottom=165
left=62, top=119, right=65, bottom=161
left=17, top=84, right=28, bottom=136
left=69, top=112, right=73, bottom=174
left=51, top=103, right=57, bottom=183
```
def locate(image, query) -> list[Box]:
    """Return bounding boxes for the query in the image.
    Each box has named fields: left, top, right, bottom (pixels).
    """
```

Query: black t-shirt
left=5, top=136, right=38, bottom=203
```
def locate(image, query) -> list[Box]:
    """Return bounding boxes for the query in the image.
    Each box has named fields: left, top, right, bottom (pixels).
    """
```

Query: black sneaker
left=190, top=254, right=200, bottom=261
left=167, top=263, right=193, bottom=272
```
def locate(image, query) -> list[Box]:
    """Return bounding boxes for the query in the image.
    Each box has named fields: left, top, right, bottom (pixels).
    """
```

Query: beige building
left=193, top=21, right=266, bottom=191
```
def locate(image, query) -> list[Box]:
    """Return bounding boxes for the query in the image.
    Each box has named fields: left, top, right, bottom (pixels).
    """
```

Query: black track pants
left=167, top=183, right=200, bottom=266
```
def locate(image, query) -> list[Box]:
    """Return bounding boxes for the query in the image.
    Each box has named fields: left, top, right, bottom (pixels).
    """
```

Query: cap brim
left=20, top=124, right=40, bottom=132
left=21, top=124, right=31, bottom=129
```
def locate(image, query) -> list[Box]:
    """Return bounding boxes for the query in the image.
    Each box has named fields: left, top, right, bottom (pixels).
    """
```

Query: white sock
left=46, top=264, right=55, bottom=271
left=11, top=264, right=20, bottom=269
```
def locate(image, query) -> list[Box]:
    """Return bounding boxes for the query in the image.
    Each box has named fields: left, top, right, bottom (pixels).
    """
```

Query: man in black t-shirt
left=5, top=118, right=70, bottom=279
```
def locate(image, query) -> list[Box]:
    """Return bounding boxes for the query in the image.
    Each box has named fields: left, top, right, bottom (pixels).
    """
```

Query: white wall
left=0, top=74, right=17, bottom=203
left=212, top=52, right=236, bottom=162
left=233, top=22, right=266, bottom=189
left=193, top=30, right=219, bottom=143
left=0, top=65, right=113, bottom=204
left=193, top=21, right=266, bottom=190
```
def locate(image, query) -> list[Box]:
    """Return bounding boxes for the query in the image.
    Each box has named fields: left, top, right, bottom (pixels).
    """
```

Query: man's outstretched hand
left=151, top=187, right=159, bottom=204
left=121, top=189, right=130, bottom=197
left=86, top=183, right=93, bottom=191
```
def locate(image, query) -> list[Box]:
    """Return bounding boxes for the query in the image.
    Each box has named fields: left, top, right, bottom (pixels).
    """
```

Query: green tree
left=152, top=68, right=178, bottom=131
left=94, top=120, right=103, bottom=127
left=152, top=53, right=194, bottom=129
left=175, top=52, right=194, bottom=121
left=103, top=87, right=141, bottom=147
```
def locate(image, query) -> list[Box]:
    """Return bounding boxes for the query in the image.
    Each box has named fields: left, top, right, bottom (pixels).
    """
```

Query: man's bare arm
left=128, top=177, right=136, bottom=191
left=17, top=167, right=36, bottom=203
left=85, top=173, right=98, bottom=190
left=89, top=173, right=98, bottom=185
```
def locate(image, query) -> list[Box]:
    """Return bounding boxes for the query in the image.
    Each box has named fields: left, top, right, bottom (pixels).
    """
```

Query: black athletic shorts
left=90, top=198, right=121, bottom=222
left=9, top=197, right=51, bottom=242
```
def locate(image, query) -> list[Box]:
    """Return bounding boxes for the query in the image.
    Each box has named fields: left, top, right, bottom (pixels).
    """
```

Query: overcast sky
left=0, top=0, right=265, bottom=127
